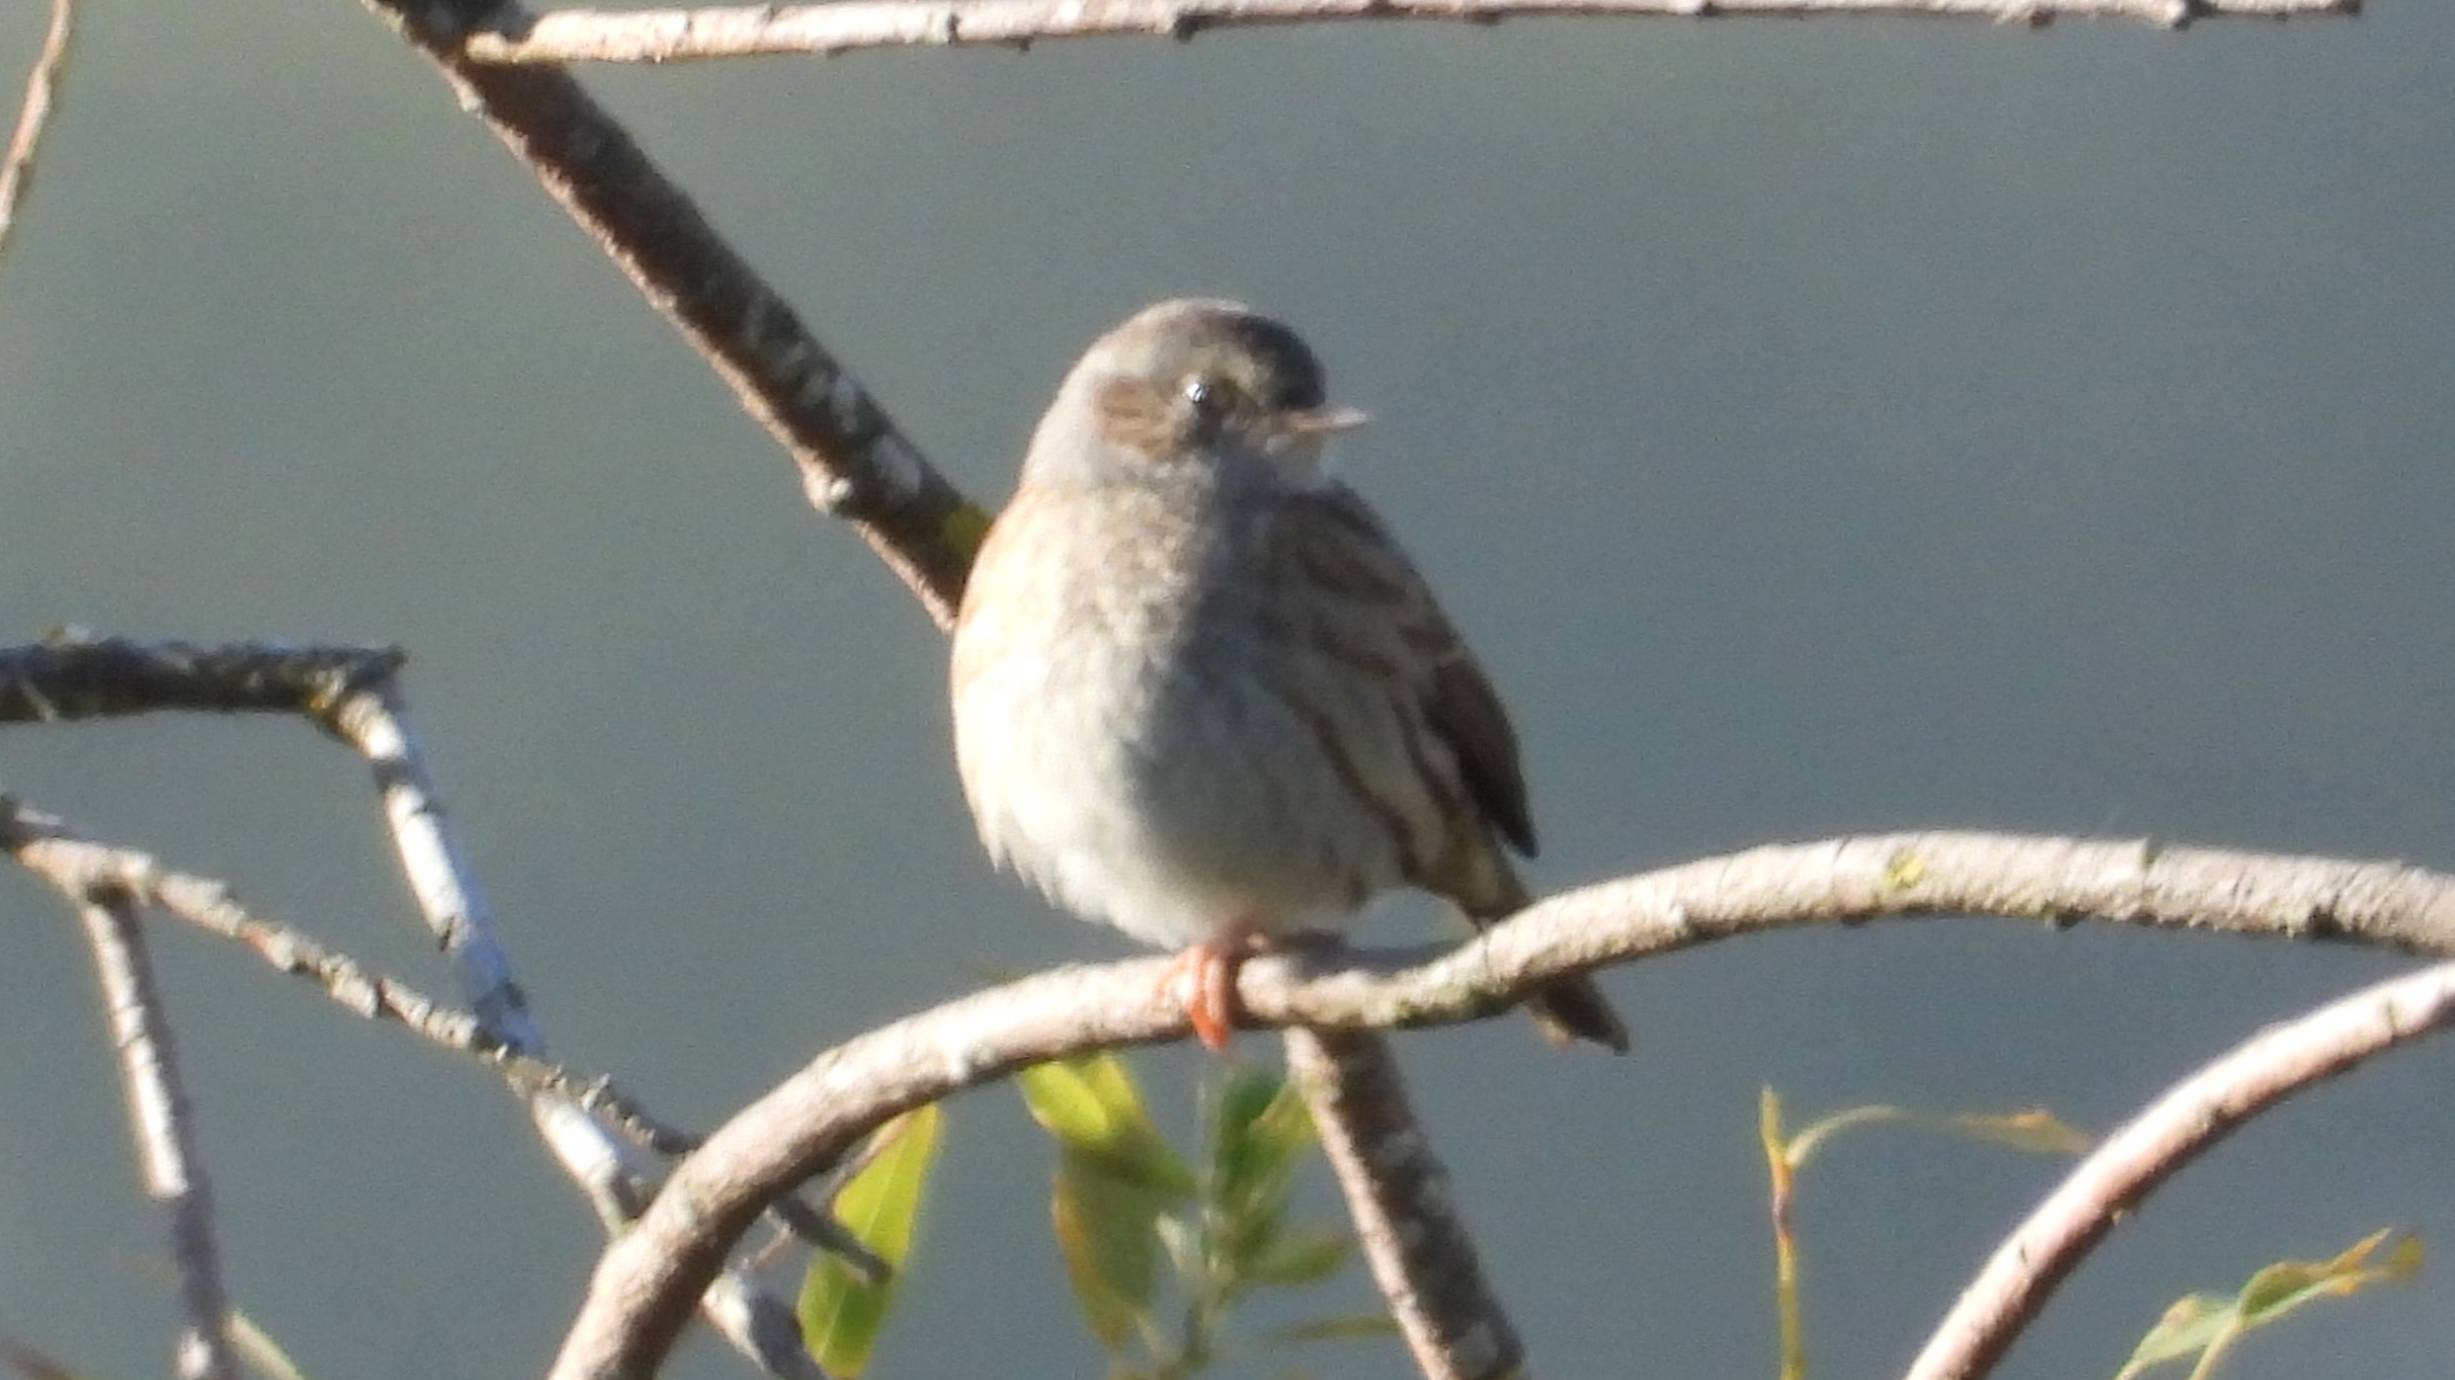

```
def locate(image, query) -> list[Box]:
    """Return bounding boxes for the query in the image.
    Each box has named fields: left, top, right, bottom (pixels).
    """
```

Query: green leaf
left=1052, top=1153, right=1183, bottom=1350
left=1021, top=1054, right=1203, bottom=1354
left=2113, top=1294, right=2235, bottom=1379
left=1262, top=1313, right=1403, bottom=1346
left=799, top=1105, right=945, bottom=1378
left=2113, top=1229, right=2422, bottom=1380
left=1019, top=1054, right=1198, bottom=1195
left=1783, top=1103, right=2089, bottom=1171
left=1243, top=1226, right=1353, bottom=1287
left=1211, top=1066, right=1315, bottom=1226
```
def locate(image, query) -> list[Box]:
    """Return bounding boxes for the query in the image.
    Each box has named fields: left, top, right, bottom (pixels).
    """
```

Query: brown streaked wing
left=1284, top=484, right=1538, bottom=860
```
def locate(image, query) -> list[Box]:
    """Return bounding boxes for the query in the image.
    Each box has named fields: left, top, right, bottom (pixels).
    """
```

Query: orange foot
left=1163, top=938, right=1250, bottom=1052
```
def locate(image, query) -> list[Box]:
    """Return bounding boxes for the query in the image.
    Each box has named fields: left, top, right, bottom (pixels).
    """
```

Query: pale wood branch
left=1286, top=1029, right=1525, bottom=1380
left=0, top=0, right=73, bottom=263
left=313, top=677, right=827, bottom=1378
left=1905, top=958, right=2455, bottom=1380
left=75, top=894, right=236, bottom=1380
left=0, top=792, right=696, bottom=1156
left=546, top=830, right=2455, bottom=1378
left=0, top=635, right=822, bottom=1378
left=464, top=0, right=2354, bottom=65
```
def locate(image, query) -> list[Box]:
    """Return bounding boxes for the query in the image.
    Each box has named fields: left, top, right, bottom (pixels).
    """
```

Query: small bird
left=950, top=299, right=1626, bottom=1053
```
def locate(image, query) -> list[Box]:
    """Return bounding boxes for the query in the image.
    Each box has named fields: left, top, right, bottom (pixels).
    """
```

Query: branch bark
left=1905, top=958, right=2455, bottom=1380
left=1286, top=1029, right=1525, bottom=1380
left=0, top=636, right=399, bottom=724
left=462, top=0, right=2355, bottom=65
left=1, top=636, right=822, bottom=1378
left=75, top=894, right=236, bottom=1380
left=0, top=0, right=73, bottom=263
left=546, top=830, right=2455, bottom=1378
left=1, top=792, right=694, bottom=1157
left=315, top=675, right=826, bottom=1376
left=355, top=0, right=984, bottom=627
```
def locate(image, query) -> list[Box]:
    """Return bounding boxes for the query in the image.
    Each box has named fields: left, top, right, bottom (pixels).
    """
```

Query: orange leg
left=1163, top=927, right=1262, bottom=1052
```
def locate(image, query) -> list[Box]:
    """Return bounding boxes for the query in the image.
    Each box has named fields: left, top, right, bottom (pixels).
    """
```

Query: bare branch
left=545, top=830, right=2455, bottom=1378
left=464, top=0, right=2352, bottom=65
left=1905, top=959, right=2455, bottom=1380
left=0, top=634, right=400, bottom=725
left=1286, top=1029, right=1524, bottom=1380
left=355, top=0, right=984, bottom=627
left=312, top=677, right=826, bottom=1377
left=0, top=0, right=73, bottom=263
left=75, top=894, right=236, bottom=1380
left=0, top=792, right=696, bottom=1156
left=0, top=637, right=822, bottom=1378
left=318, top=678, right=545, bottom=1045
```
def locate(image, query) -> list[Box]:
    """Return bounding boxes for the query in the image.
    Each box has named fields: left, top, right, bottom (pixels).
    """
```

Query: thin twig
left=465, top=0, right=2353, bottom=65
left=0, top=793, right=696, bottom=1156
left=0, top=634, right=827, bottom=1377
left=356, top=0, right=984, bottom=627
left=0, top=0, right=73, bottom=263
left=1, top=636, right=897, bottom=1356
left=75, top=894, right=236, bottom=1380
left=543, top=831, right=2455, bottom=1378
left=1904, top=959, right=2455, bottom=1380
left=314, top=676, right=827, bottom=1377
left=1285, top=1029, right=1524, bottom=1380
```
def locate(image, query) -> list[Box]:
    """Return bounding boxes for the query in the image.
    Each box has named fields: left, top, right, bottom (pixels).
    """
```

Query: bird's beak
left=1283, top=405, right=1371, bottom=436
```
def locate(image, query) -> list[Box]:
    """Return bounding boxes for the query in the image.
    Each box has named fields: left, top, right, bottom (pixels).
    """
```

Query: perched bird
left=950, top=299, right=1626, bottom=1053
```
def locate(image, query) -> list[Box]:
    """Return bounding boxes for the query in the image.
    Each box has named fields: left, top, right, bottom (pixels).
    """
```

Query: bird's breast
left=950, top=480, right=1400, bottom=944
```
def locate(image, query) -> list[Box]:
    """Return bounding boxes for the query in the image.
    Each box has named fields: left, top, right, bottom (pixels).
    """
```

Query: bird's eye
left=1182, top=376, right=1222, bottom=414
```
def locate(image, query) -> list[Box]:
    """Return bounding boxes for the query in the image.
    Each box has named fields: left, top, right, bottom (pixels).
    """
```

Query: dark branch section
left=360, top=0, right=986, bottom=627
left=0, top=633, right=400, bottom=724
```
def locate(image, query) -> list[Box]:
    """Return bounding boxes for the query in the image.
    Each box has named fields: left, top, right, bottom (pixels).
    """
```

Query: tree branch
left=0, top=634, right=400, bottom=725
left=463, top=0, right=2354, bottom=65
left=0, top=635, right=823, bottom=1378
left=0, top=0, right=73, bottom=264
left=312, top=674, right=827, bottom=1377
left=75, top=893, right=237, bottom=1380
left=545, top=830, right=2455, bottom=1378
left=1285, top=1029, right=1525, bottom=1380
left=355, top=0, right=984, bottom=627
left=1, top=792, right=695, bottom=1157
left=1904, top=958, right=2455, bottom=1380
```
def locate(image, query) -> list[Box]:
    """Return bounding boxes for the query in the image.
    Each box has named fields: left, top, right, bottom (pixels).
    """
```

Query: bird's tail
left=1456, top=860, right=1631, bottom=1054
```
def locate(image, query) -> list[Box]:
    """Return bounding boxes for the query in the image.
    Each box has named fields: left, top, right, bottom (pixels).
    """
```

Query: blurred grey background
left=3, top=1, right=2452, bottom=1377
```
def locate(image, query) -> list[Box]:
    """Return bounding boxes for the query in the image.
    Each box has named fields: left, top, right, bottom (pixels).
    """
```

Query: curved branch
left=462, top=0, right=2353, bottom=64
left=546, top=830, right=2455, bottom=1378
left=1905, top=959, right=2455, bottom=1380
